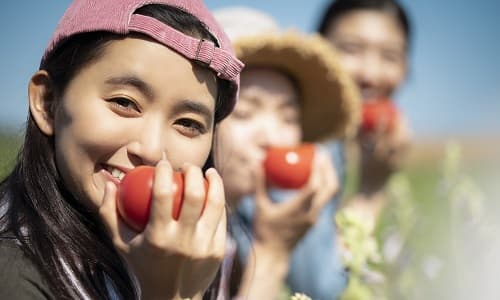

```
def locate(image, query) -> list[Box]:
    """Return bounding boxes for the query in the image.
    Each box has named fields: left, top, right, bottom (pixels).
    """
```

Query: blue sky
left=1, top=0, right=499, bottom=139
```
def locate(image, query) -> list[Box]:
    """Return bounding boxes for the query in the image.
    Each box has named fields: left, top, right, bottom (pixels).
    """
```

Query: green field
left=372, top=142, right=499, bottom=300
left=0, top=131, right=22, bottom=179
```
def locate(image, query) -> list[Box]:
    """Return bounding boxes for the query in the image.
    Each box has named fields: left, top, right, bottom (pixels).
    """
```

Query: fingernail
left=205, top=167, right=216, bottom=176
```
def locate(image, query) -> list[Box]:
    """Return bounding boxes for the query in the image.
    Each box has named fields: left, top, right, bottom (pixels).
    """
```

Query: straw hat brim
left=233, top=31, right=361, bottom=141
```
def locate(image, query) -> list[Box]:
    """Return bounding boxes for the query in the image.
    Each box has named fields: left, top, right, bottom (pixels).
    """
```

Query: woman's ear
left=29, top=70, right=56, bottom=136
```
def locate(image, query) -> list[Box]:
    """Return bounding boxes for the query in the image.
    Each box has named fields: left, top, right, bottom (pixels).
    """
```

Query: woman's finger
left=198, top=168, right=226, bottom=234
left=310, top=150, right=338, bottom=216
left=212, top=206, right=228, bottom=259
left=178, top=163, right=206, bottom=226
left=99, top=182, right=128, bottom=250
left=278, top=183, right=316, bottom=216
left=146, top=159, right=175, bottom=233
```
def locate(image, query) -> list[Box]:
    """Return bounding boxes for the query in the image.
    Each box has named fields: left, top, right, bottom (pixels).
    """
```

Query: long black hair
left=0, top=4, right=231, bottom=299
left=317, top=0, right=412, bottom=50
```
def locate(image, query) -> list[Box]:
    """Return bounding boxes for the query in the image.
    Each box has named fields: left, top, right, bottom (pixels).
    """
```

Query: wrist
left=237, top=241, right=291, bottom=299
left=252, top=241, right=290, bottom=275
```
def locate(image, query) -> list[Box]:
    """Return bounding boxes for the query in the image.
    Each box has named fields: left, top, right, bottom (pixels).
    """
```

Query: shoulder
left=0, top=238, right=54, bottom=299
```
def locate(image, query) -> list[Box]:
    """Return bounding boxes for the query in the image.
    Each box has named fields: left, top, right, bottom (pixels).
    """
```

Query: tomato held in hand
left=117, top=166, right=208, bottom=232
left=361, top=99, right=399, bottom=133
left=263, top=144, right=315, bottom=189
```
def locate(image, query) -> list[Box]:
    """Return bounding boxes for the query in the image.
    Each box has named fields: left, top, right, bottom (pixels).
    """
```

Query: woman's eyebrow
left=105, top=75, right=155, bottom=99
left=171, top=99, right=214, bottom=127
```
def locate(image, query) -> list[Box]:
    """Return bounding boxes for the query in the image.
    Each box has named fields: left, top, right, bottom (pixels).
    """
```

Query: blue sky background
left=1, top=0, right=499, bottom=140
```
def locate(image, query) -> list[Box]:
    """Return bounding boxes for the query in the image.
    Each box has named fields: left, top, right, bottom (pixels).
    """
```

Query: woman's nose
left=254, top=115, right=287, bottom=148
left=126, top=118, right=165, bottom=166
left=357, top=52, right=384, bottom=88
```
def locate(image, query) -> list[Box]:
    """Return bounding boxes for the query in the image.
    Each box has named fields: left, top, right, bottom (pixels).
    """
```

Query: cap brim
left=234, top=32, right=360, bottom=141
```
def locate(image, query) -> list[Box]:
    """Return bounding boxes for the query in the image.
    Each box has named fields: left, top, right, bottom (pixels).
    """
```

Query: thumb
left=99, top=182, right=128, bottom=250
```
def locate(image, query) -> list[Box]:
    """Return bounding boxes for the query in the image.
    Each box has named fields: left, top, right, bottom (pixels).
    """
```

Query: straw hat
left=214, top=7, right=360, bottom=141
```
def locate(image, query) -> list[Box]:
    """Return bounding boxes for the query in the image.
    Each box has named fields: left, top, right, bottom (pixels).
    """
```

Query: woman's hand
left=358, top=113, right=411, bottom=184
left=99, top=160, right=226, bottom=300
left=252, top=149, right=338, bottom=256
left=237, top=149, right=339, bottom=299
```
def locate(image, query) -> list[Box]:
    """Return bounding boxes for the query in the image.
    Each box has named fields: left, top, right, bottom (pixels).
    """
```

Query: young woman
left=214, top=7, right=360, bottom=300
left=0, top=1, right=243, bottom=299
left=318, top=0, right=412, bottom=233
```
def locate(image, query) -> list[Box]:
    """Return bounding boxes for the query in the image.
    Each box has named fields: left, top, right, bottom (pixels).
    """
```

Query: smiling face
left=216, top=68, right=301, bottom=202
left=324, top=10, right=407, bottom=100
left=37, top=37, right=217, bottom=209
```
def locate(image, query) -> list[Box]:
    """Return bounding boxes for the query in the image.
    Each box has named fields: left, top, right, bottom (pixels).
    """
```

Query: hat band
left=128, top=14, right=243, bottom=81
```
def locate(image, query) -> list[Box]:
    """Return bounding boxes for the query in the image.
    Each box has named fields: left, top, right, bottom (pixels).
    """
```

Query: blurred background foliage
left=337, top=139, right=500, bottom=299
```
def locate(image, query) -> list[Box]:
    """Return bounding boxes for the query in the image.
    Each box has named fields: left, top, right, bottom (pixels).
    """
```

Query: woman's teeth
left=110, top=168, right=125, bottom=181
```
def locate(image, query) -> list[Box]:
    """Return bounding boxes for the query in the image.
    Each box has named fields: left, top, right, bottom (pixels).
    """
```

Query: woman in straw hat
left=0, top=0, right=244, bottom=299
left=214, top=7, right=360, bottom=300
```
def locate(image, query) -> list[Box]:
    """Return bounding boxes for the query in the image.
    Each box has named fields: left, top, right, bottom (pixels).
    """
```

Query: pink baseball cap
left=42, top=0, right=244, bottom=120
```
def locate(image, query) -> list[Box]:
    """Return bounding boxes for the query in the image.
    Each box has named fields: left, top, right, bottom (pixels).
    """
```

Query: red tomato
left=263, top=144, right=315, bottom=189
left=117, top=166, right=208, bottom=232
left=361, top=99, right=399, bottom=133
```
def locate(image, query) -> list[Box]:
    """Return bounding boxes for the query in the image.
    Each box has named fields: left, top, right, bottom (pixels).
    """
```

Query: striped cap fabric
left=42, top=0, right=244, bottom=120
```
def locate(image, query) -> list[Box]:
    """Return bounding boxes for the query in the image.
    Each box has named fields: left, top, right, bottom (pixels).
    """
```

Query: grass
left=338, top=140, right=498, bottom=299
left=382, top=143, right=498, bottom=299
left=0, top=131, right=22, bottom=179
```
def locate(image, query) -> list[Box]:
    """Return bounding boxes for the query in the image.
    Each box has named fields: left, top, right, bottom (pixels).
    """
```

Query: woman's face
left=47, top=37, right=217, bottom=209
left=216, top=68, right=301, bottom=201
left=324, top=10, right=407, bottom=100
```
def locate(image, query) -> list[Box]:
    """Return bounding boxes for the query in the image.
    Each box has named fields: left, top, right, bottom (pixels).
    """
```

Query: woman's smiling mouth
left=101, top=164, right=129, bottom=184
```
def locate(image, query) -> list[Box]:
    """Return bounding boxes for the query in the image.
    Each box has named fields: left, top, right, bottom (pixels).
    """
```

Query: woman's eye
left=337, top=42, right=362, bottom=54
left=283, top=113, right=300, bottom=124
left=108, top=97, right=140, bottom=115
left=174, top=118, right=207, bottom=137
left=232, top=108, right=253, bottom=120
left=381, top=50, right=404, bottom=64
left=281, top=108, right=300, bottom=124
